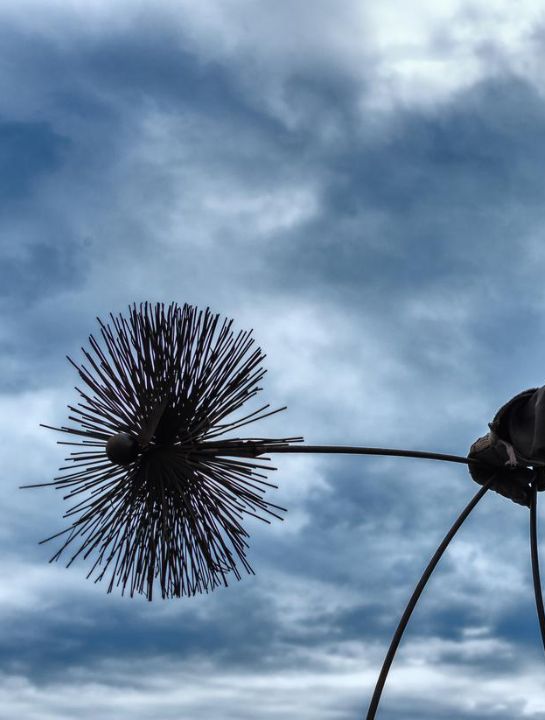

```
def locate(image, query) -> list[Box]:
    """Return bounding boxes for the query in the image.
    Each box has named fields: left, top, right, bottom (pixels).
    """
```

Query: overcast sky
left=3, top=1, right=545, bottom=718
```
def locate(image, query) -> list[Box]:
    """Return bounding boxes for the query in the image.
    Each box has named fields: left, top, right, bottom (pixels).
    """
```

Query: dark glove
left=468, top=387, right=545, bottom=507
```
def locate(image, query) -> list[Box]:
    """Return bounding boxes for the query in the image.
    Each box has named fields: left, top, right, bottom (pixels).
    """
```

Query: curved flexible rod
left=530, top=480, right=545, bottom=655
left=364, top=475, right=494, bottom=720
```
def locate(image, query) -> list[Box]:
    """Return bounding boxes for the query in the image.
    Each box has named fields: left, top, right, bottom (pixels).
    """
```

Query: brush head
left=33, top=302, right=301, bottom=600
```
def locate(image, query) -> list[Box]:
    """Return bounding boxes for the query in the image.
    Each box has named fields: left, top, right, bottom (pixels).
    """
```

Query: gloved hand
left=468, top=387, right=545, bottom=507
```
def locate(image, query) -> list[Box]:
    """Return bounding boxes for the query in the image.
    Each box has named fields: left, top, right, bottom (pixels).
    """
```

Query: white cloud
left=0, top=560, right=100, bottom=618
left=0, top=388, right=68, bottom=529
left=169, top=0, right=545, bottom=119
left=0, top=637, right=543, bottom=719
left=2, top=0, right=545, bottom=122
left=202, top=187, right=318, bottom=237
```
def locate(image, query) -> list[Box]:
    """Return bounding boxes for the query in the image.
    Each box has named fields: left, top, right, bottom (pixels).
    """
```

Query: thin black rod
left=273, top=445, right=474, bottom=465
left=529, top=480, right=545, bottom=655
left=364, top=476, right=494, bottom=720
left=200, top=443, right=481, bottom=467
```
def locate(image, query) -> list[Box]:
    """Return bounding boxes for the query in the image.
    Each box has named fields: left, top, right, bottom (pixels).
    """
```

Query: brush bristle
left=33, top=302, right=298, bottom=600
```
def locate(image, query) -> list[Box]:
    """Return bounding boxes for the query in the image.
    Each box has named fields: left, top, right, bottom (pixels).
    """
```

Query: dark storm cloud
left=264, top=75, right=545, bottom=300
left=0, top=37, right=342, bottom=413
left=0, top=585, right=280, bottom=681
left=0, top=16, right=311, bottom=385
left=0, top=119, right=68, bottom=205
left=0, top=240, right=84, bottom=305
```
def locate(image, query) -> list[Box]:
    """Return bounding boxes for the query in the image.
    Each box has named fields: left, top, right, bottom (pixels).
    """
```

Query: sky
left=3, top=0, right=545, bottom=718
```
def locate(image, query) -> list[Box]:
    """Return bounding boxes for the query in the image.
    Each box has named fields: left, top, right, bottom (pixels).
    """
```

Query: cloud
left=0, top=639, right=543, bottom=720
left=2, top=2, right=545, bottom=718
left=0, top=119, right=68, bottom=204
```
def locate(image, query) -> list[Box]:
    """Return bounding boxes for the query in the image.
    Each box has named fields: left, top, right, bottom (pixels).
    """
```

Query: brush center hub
left=106, top=433, right=139, bottom=465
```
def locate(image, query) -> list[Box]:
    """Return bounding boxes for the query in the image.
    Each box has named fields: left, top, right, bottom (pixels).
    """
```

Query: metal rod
left=530, top=480, right=545, bottom=655
left=364, top=476, right=494, bottom=720
left=271, top=445, right=475, bottom=465
left=199, top=442, right=481, bottom=467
